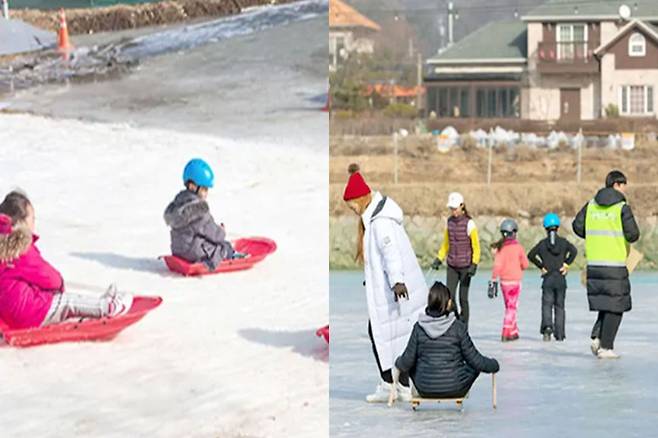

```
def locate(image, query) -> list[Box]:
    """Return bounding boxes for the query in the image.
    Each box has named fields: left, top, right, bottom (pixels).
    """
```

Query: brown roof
left=329, top=0, right=381, bottom=31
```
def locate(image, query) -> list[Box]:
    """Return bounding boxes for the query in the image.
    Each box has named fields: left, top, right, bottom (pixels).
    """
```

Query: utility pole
left=448, top=2, right=457, bottom=46
left=576, top=128, right=584, bottom=184
left=2, top=0, right=9, bottom=20
left=393, top=132, right=399, bottom=184
left=487, top=128, right=494, bottom=185
left=416, top=51, right=423, bottom=111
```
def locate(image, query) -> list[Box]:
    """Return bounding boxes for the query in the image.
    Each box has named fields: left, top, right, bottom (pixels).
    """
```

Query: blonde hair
left=350, top=193, right=372, bottom=265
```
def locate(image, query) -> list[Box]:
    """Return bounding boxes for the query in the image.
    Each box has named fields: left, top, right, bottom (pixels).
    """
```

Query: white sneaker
left=108, top=292, right=134, bottom=317
left=366, top=381, right=393, bottom=403
left=597, top=349, right=620, bottom=359
left=396, top=383, right=412, bottom=402
left=590, top=338, right=601, bottom=356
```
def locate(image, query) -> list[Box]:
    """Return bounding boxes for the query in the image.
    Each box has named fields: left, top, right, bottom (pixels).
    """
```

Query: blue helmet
left=183, top=158, right=214, bottom=188
left=543, top=213, right=560, bottom=229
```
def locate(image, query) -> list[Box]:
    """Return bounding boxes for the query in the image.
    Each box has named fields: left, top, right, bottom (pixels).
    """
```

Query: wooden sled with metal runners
left=410, top=373, right=497, bottom=411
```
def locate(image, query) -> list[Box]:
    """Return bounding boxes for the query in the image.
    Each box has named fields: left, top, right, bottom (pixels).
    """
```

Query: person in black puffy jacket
left=528, top=213, right=578, bottom=341
left=390, top=281, right=499, bottom=400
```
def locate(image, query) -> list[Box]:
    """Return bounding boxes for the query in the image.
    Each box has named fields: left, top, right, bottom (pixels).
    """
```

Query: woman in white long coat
left=343, top=164, right=426, bottom=403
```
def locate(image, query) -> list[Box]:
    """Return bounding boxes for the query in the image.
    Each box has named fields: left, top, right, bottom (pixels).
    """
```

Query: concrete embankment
left=330, top=215, right=658, bottom=270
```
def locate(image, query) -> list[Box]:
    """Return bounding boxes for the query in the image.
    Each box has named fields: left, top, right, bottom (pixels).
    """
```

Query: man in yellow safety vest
left=572, top=170, right=640, bottom=359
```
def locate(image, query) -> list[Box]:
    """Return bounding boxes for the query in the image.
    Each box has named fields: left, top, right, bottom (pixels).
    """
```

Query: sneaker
left=366, top=381, right=393, bottom=403
left=108, top=292, right=134, bottom=317
left=396, top=383, right=412, bottom=402
left=597, top=348, right=620, bottom=359
left=590, top=338, right=601, bottom=356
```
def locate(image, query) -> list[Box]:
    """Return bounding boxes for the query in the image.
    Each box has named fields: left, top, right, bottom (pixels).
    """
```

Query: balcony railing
left=537, top=41, right=599, bottom=73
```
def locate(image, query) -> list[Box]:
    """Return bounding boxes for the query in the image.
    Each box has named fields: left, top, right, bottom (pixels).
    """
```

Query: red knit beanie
left=343, top=163, right=371, bottom=201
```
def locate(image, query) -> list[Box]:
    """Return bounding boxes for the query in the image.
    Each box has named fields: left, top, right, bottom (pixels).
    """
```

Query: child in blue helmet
left=527, top=213, right=578, bottom=341
left=164, top=159, right=244, bottom=270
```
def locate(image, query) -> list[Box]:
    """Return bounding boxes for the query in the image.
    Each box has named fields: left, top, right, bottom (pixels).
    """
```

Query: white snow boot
left=108, top=292, right=133, bottom=317
left=366, top=381, right=393, bottom=403
left=597, top=349, right=620, bottom=359
left=101, top=283, right=119, bottom=299
left=590, top=338, right=601, bottom=356
left=102, top=284, right=133, bottom=317
left=396, top=383, right=412, bottom=402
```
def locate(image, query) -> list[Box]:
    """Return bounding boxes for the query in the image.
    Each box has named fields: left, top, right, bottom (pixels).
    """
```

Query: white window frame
left=556, top=23, right=588, bottom=60
left=628, top=32, right=646, bottom=57
left=619, top=85, right=655, bottom=115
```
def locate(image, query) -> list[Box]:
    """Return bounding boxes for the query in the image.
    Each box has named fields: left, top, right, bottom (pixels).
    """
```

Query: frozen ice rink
left=331, top=270, right=658, bottom=437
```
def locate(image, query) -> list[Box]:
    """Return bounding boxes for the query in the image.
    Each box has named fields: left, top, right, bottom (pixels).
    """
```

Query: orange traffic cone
left=57, top=9, right=73, bottom=57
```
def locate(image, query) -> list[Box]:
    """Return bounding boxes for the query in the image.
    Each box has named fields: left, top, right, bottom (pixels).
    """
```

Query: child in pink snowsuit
left=0, top=191, right=132, bottom=330
left=489, top=218, right=529, bottom=342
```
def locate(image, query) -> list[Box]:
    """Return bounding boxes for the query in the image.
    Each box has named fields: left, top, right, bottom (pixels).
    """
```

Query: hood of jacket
left=0, top=217, right=32, bottom=264
left=362, top=191, right=404, bottom=225
left=418, top=309, right=456, bottom=339
left=594, top=187, right=626, bottom=207
left=164, top=190, right=210, bottom=230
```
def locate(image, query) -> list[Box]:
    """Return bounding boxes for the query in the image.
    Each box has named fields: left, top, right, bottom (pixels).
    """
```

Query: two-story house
left=425, top=0, right=658, bottom=122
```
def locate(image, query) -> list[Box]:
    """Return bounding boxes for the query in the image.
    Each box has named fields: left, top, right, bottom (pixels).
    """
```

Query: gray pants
left=41, top=293, right=110, bottom=327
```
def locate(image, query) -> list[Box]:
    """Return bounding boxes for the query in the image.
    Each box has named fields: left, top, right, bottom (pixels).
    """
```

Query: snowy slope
left=0, top=113, right=328, bottom=438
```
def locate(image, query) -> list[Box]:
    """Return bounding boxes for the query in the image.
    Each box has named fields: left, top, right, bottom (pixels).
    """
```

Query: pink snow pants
left=501, top=281, right=521, bottom=338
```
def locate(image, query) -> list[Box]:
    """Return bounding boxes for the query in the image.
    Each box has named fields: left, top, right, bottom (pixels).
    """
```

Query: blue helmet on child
left=183, top=158, right=214, bottom=188
left=543, top=213, right=560, bottom=229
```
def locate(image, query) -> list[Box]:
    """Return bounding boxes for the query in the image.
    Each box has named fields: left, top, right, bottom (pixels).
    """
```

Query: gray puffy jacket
left=164, top=190, right=234, bottom=270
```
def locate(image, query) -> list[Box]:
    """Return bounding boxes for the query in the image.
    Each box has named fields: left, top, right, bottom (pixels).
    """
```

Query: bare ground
left=12, top=0, right=298, bottom=34
left=330, top=135, right=658, bottom=217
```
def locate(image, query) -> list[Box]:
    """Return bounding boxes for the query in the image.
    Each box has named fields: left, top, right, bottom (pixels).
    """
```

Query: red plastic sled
left=162, top=237, right=277, bottom=276
left=316, top=325, right=329, bottom=343
left=0, top=296, right=162, bottom=348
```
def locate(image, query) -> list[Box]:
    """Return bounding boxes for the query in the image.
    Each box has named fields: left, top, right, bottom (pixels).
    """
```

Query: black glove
left=393, top=283, right=408, bottom=301
left=487, top=281, right=498, bottom=299
left=431, top=258, right=442, bottom=270
left=467, top=264, right=478, bottom=277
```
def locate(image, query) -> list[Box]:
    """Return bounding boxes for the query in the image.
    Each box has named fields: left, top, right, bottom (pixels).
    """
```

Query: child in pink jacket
left=0, top=191, right=133, bottom=329
left=489, top=218, right=529, bottom=342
